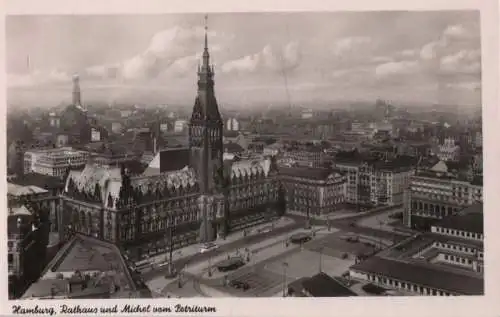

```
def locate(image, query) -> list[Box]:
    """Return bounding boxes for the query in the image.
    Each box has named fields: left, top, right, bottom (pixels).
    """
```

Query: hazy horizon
left=6, top=11, right=481, bottom=109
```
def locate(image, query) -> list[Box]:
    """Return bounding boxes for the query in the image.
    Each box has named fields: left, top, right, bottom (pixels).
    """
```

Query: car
left=199, top=242, right=218, bottom=253
left=259, top=226, right=272, bottom=233
left=229, top=280, right=250, bottom=291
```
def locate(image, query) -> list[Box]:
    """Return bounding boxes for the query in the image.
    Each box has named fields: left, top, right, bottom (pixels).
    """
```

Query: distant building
left=437, top=137, right=460, bottom=161
left=474, top=131, right=482, bottom=148
left=280, top=166, right=346, bottom=216
left=283, top=144, right=325, bottom=168
left=174, top=120, right=188, bottom=133
left=111, top=122, right=123, bottom=134
left=404, top=160, right=482, bottom=230
left=226, top=118, right=240, bottom=131
left=21, top=234, right=151, bottom=299
left=48, top=112, right=60, bottom=128
left=24, top=147, right=89, bottom=177
left=301, top=109, right=314, bottom=119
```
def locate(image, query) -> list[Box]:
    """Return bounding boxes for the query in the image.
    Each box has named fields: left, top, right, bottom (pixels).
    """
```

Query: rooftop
left=279, top=166, right=344, bottom=181
left=435, top=204, right=483, bottom=234
left=350, top=256, right=483, bottom=295
left=25, top=233, right=151, bottom=299
left=143, top=147, right=190, bottom=176
left=7, top=183, right=48, bottom=197
left=288, top=272, right=357, bottom=297
left=9, top=174, right=65, bottom=190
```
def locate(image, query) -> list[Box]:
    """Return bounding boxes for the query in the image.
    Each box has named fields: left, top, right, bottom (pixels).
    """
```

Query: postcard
left=1, top=0, right=498, bottom=316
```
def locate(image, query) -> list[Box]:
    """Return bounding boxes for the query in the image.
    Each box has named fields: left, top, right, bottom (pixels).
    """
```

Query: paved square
left=212, top=267, right=285, bottom=297
left=263, top=249, right=354, bottom=280
left=306, top=233, right=377, bottom=257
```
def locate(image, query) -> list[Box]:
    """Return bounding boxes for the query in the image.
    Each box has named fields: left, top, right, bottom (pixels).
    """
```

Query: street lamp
left=318, top=247, right=324, bottom=273
left=208, top=255, right=212, bottom=277
left=282, top=262, right=289, bottom=297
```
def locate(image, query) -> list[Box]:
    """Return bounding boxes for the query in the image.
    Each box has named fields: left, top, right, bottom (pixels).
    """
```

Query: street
left=141, top=205, right=413, bottom=298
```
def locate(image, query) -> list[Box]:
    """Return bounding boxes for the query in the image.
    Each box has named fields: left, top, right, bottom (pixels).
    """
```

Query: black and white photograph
left=4, top=4, right=494, bottom=312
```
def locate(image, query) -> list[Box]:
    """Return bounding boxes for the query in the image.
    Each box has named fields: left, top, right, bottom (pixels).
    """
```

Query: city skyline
left=7, top=11, right=481, bottom=108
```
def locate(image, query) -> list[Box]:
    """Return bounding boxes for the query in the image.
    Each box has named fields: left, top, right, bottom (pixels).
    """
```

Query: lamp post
left=282, top=261, right=289, bottom=297
left=319, top=247, right=324, bottom=273
left=208, top=255, right=212, bottom=277
left=378, top=217, right=383, bottom=250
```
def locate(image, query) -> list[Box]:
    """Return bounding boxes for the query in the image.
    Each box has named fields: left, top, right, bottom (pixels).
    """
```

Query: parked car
left=199, top=242, right=218, bottom=254
left=229, top=280, right=250, bottom=291
left=346, top=236, right=359, bottom=243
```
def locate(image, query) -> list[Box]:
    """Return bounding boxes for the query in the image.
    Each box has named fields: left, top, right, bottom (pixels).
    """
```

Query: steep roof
left=301, top=272, right=358, bottom=297
left=143, top=148, right=190, bottom=176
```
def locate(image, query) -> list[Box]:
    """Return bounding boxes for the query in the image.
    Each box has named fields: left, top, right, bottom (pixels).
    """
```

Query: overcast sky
left=6, top=11, right=481, bottom=107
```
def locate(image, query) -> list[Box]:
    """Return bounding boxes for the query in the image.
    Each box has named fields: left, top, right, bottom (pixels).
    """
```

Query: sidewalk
left=286, top=205, right=402, bottom=222
left=140, top=216, right=296, bottom=268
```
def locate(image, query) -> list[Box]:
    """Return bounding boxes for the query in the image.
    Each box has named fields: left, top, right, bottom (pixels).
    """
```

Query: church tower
left=189, top=15, right=224, bottom=195
left=72, top=74, right=82, bottom=107
left=189, top=16, right=225, bottom=243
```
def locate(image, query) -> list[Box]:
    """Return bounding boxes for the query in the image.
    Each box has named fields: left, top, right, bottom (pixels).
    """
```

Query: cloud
left=443, top=24, right=474, bottom=40
left=440, top=49, right=481, bottom=74
left=446, top=81, right=481, bottom=91
left=331, top=36, right=371, bottom=56
left=419, top=23, right=479, bottom=62
left=371, top=56, right=393, bottom=63
left=398, top=49, right=417, bottom=58
left=419, top=40, right=445, bottom=60
left=375, top=60, right=420, bottom=77
left=221, top=41, right=301, bottom=74
left=8, top=69, right=71, bottom=87
left=85, top=26, right=231, bottom=81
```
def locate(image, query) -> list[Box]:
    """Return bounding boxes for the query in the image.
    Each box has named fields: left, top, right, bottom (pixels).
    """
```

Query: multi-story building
left=280, top=166, right=346, bottom=216
left=282, top=144, right=325, bottom=168
left=24, top=147, right=89, bottom=177
left=437, top=137, right=460, bottom=161
left=404, top=160, right=483, bottom=230
left=7, top=182, right=56, bottom=299
left=334, top=151, right=415, bottom=207
left=8, top=175, right=64, bottom=233
left=349, top=203, right=483, bottom=296
left=59, top=28, right=283, bottom=262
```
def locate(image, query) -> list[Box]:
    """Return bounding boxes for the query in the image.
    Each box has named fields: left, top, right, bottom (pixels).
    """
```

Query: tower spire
left=72, top=74, right=81, bottom=106
left=202, top=14, right=210, bottom=69
left=204, top=14, right=208, bottom=51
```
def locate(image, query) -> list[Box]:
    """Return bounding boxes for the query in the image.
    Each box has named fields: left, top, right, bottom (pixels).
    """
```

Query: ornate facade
left=280, top=166, right=346, bottom=216
left=59, top=18, right=282, bottom=261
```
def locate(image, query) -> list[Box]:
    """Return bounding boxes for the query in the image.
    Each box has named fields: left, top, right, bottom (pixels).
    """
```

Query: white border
left=1, top=0, right=499, bottom=316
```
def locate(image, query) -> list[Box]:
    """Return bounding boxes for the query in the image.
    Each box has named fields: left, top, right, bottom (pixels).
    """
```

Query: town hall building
left=59, top=20, right=284, bottom=261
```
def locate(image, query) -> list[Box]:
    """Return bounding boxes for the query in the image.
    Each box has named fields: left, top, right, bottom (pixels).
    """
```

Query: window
left=444, top=254, right=448, bottom=260
left=8, top=253, right=13, bottom=264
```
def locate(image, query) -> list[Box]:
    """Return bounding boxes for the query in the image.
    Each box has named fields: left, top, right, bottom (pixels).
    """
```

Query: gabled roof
left=289, top=272, right=357, bottom=297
